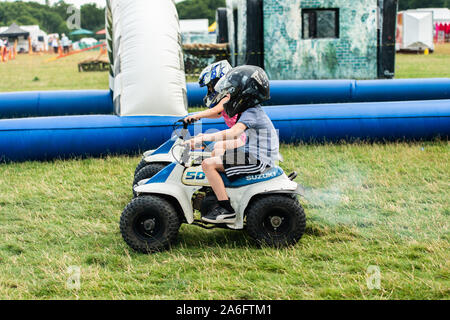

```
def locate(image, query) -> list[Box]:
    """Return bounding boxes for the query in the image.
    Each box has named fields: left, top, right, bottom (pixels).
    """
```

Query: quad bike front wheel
left=120, top=195, right=181, bottom=253
left=246, top=194, right=306, bottom=247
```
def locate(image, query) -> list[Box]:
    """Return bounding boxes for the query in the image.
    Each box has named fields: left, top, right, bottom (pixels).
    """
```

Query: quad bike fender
left=144, top=153, right=175, bottom=164
left=143, top=137, right=182, bottom=163
left=143, top=150, right=156, bottom=157
left=134, top=183, right=199, bottom=224
left=226, top=174, right=298, bottom=229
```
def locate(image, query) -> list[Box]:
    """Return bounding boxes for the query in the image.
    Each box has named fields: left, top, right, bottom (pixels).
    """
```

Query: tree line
left=0, top=0, right=448, bottom=36
left=399, top=0, right=450, bottom=11
left=0, top=0, right=226, bottom=35
left=0, top=0, right=104, bottom=35
left=175, top=0, right=449, bottom=22
left=176, top=0, right=226, bottom=25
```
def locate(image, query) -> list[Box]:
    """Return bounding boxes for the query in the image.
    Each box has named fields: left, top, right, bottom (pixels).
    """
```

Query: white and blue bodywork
left=134, top=161, right=300, bottom=230
left=140, top=135, right=214, bottom=168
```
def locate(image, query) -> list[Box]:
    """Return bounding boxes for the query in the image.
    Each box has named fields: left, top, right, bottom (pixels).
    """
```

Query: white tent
left=0, top=24, right=30, bottom=52
left=179, top=19, right=209, bottom=33
left=179, top=19, right=215, bottom=44
left=21, top=25, right=48, bottom=51
left=417, top=8, right=450, bottom=25
left=0, top=25, right=48, bottom=52
left=396, top=10, right=434, bottom=52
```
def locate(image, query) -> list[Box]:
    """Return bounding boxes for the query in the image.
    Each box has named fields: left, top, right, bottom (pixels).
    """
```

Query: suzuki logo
left=246, top=172, right=277, bottom=181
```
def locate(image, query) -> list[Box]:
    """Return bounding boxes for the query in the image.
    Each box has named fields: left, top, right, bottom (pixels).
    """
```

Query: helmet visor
left=204, top=91, right=219, bottom=108
left=214, top=75, right=233, bottom=96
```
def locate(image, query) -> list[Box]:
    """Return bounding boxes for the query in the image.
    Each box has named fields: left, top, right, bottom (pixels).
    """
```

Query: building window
left=302, top=9, right=339, bottom=39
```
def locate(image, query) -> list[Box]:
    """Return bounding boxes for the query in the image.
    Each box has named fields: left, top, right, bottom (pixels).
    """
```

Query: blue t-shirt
left=238, top=105, right=279, bottom=166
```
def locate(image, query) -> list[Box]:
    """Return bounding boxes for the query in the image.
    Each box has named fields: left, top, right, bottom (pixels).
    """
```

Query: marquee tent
left=0, top=23, right=29, bottom=38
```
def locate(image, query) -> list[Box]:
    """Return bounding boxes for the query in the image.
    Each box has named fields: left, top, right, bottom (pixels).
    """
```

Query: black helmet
left=213, top=65, right=270, bottom=118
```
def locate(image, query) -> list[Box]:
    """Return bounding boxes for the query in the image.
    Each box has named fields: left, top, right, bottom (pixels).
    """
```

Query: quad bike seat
left=220, top=166, right=284, bottom=188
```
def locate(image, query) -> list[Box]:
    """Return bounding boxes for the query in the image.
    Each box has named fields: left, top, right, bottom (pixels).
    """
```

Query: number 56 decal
left=185, top=172, right=206, bottom=180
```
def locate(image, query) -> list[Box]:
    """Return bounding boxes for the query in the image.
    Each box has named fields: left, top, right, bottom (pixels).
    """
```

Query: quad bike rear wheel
left=133, top=163, right=168, bottom=197
left=134, top=158, right=149, bottom=176
left=120, top=195, right=181, bottom=253
left=246, top=194, right=306, bottom=247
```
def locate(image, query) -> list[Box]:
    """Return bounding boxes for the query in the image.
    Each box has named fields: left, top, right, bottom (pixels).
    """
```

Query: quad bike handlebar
left=173, top=118, right=199, bottom=140
left=171, top=118, right=210, bottom=167
left=171, top=130, right=208, bottom=168
left=180, top=143, right=192, bottom=166
left=174, top=118, right=197, bottom=129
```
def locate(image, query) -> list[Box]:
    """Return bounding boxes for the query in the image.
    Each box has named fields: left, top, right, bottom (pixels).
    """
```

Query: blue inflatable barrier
left=265, top=100, right=450, bottom=143
left=186, top=78, right=450, bottom=107
left=186, top=82, right=206, bottom=108
left=0, top=90, right=113, bottom=119
left=1, top=79, right=449, bottom=118
left=0, top=115, right=184, bottom=162
left=1, top=100, right=449, bottom=162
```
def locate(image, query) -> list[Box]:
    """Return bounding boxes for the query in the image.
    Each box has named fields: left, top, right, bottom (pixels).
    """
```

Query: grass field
left=396, top=44, right=450, bottom=79
left=0, top=46, right=449, bottom=299
left=1, top=44, right=449, bottom=92
left=0, top=51, right=108, bottom=92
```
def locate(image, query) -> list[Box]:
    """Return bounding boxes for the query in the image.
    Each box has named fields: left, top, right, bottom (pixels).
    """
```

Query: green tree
left=52, top=0, right=71, bottom=19
left=399, top=0, right=450, bottom=11
left=80, top=3, right=105, bottom=32
left=0, top=1, right=105, bottom=36
left=176, top=0, right=226, bottom=25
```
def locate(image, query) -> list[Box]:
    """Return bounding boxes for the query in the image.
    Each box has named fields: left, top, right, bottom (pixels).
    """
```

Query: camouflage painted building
left=221, top=0, right=397, bottom=80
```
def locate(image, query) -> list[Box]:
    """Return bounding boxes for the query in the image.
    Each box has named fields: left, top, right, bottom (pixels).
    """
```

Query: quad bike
left=120, top=140, right=306, bottom=253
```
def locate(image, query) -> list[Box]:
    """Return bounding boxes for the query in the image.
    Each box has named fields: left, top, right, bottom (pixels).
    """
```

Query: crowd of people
left=0, top=33, right=102, bottom=58
left=48, top=33, right=71, bottom=54
left=0, top=33, right=71, bottom=60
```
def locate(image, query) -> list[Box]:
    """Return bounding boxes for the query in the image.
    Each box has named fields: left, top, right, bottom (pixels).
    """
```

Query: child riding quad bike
left=132, top=60, right=235, bottom=188
left=120, top=65, right=306, bottom=253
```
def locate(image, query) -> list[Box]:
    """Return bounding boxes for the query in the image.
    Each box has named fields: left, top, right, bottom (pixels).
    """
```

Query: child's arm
left=187, top=123, right=247, bottom=149
left=184, top=102, right=225, bottom=123
left=184, top=95, right=230, bottom=123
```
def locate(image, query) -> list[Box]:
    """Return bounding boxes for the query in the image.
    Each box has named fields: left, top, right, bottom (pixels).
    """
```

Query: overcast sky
left=1, top=0, right=186, bottom=7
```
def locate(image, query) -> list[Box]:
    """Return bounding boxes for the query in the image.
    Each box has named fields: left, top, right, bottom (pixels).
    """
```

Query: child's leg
left=201, top=156, right=236, bottom=224
left=211, top=137, right=246, bottom=157
left=202, top=157, right=227, bottom=200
